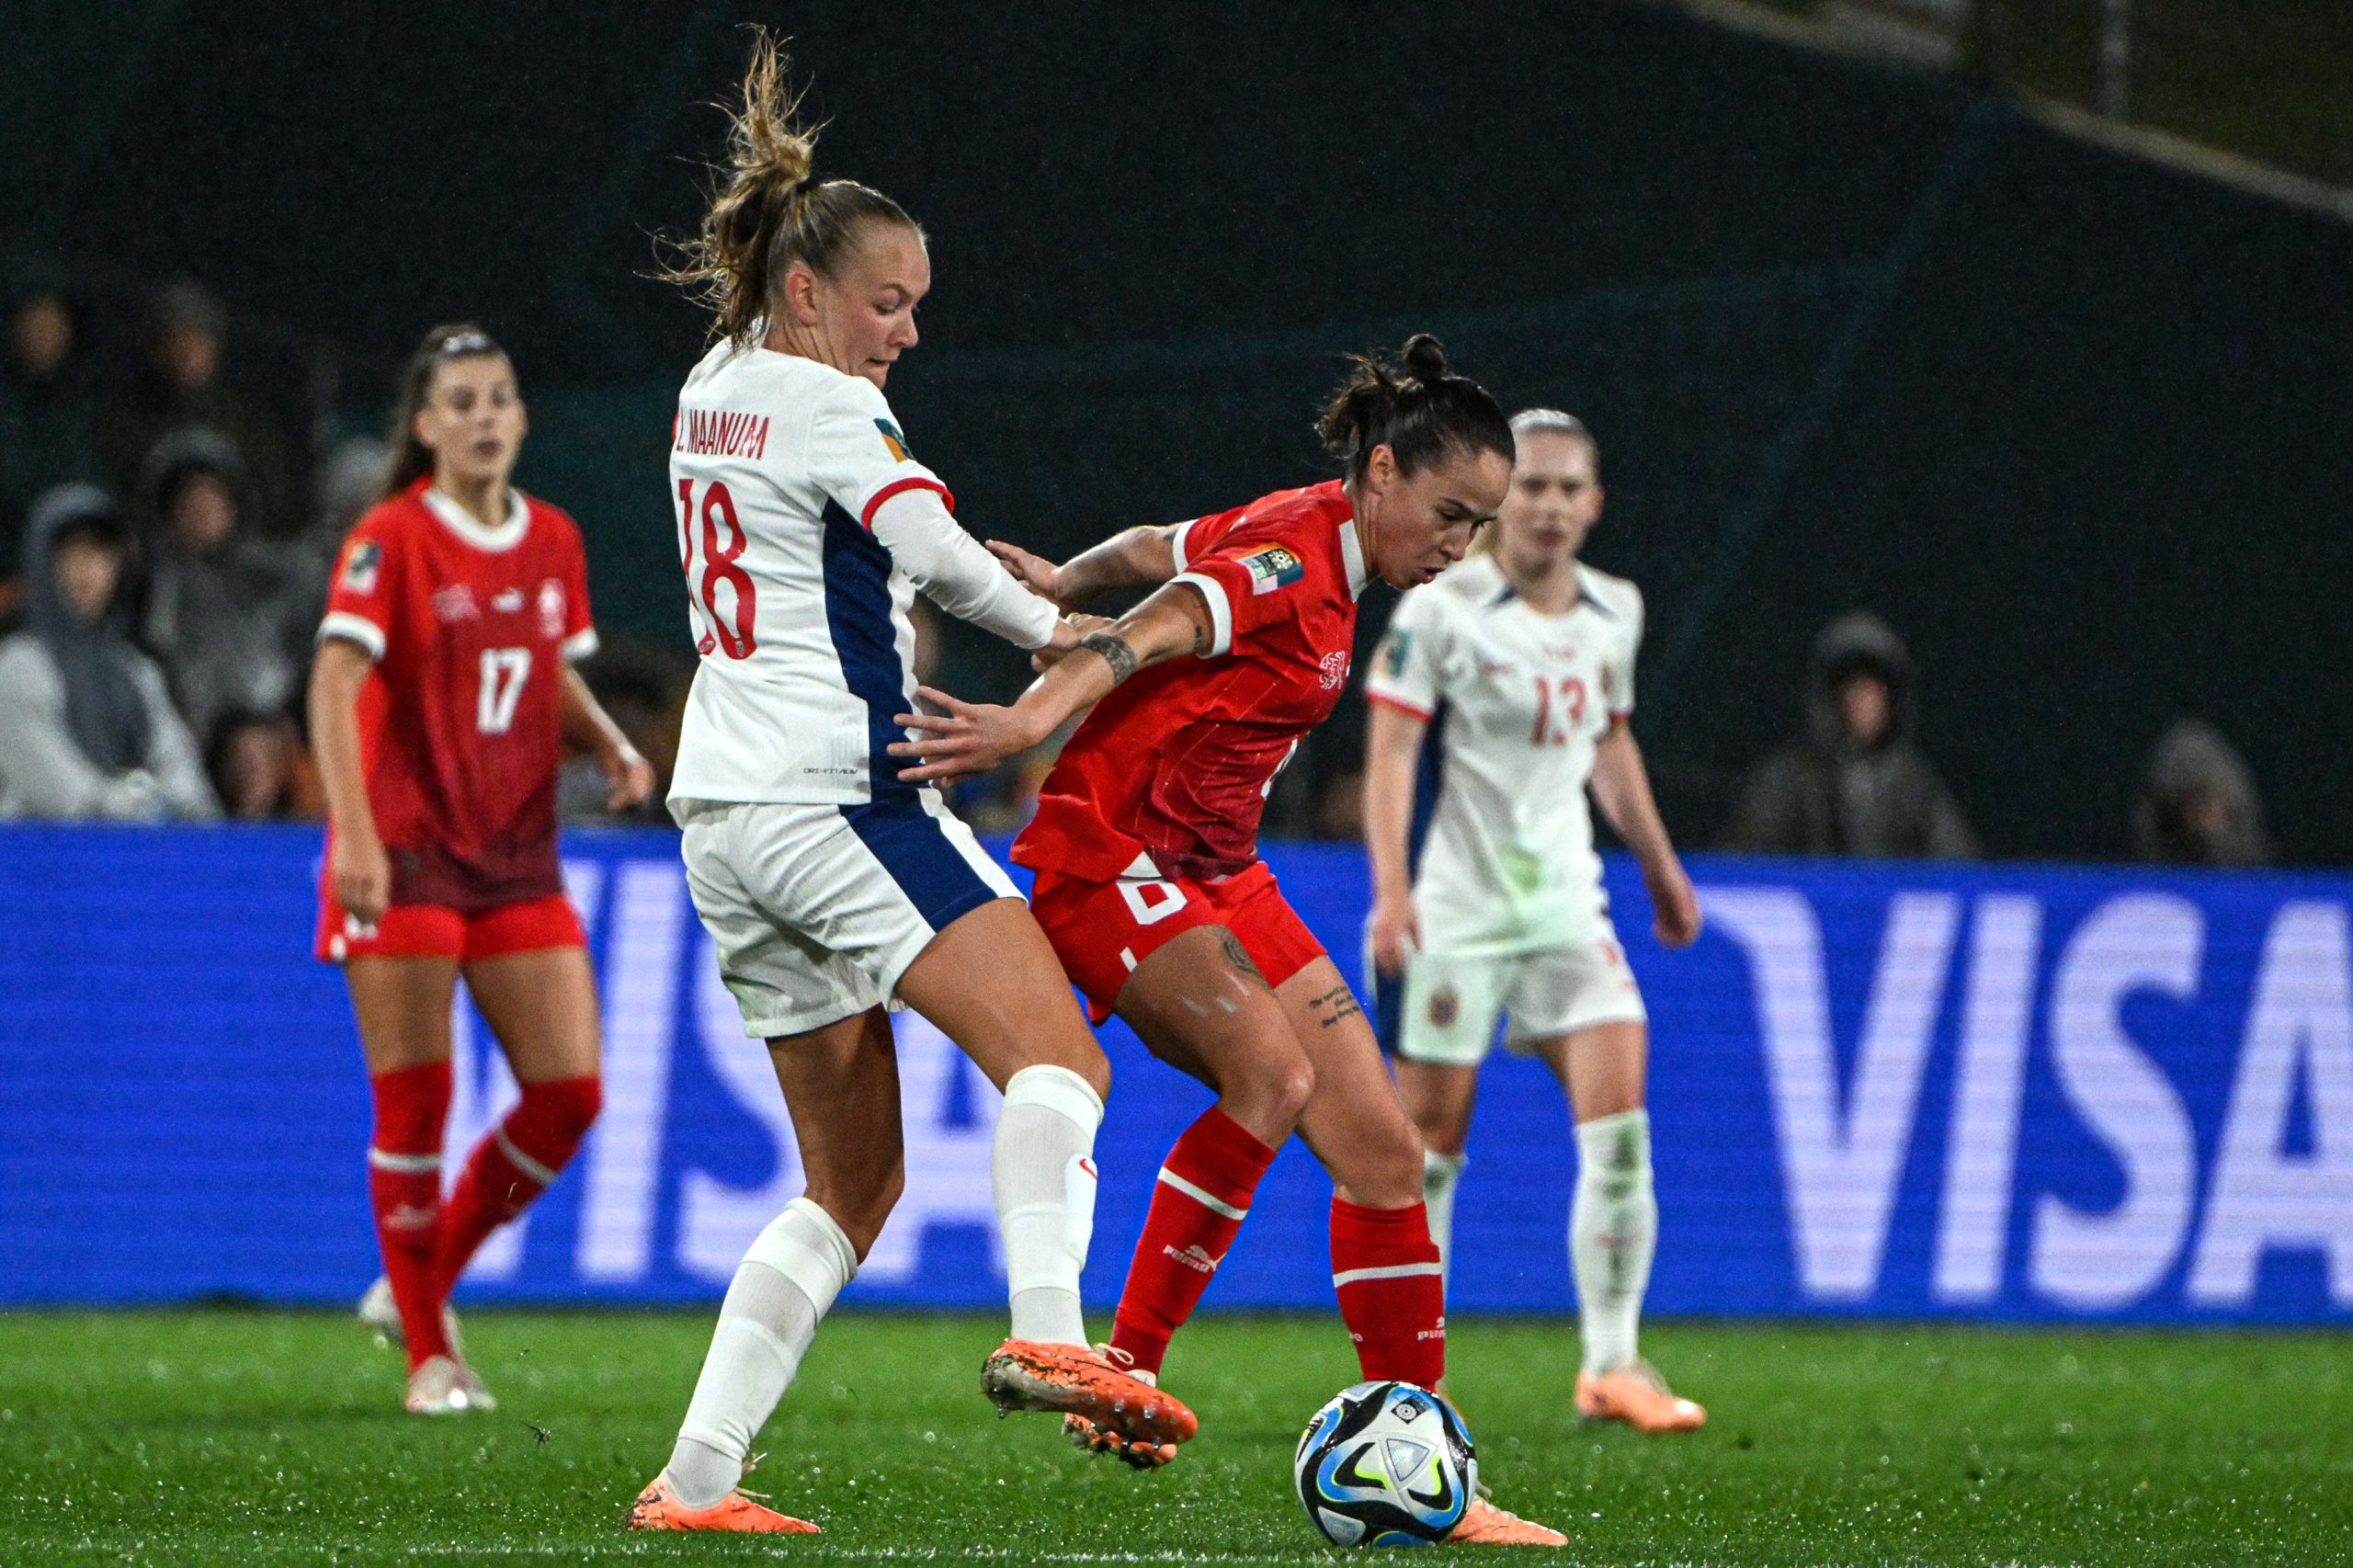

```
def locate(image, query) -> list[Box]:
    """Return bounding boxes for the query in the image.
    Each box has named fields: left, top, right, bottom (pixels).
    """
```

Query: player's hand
left=890, top=687, right=1045, bottom=782
left=1649, top=860, right=1703, bottom=949
left=1368, top=886, right=1421, bottom=977
left=333, top=834, right=392, bottom=927
left=988, top=540, right=1070, bottom=608
left=600, top=741, right=656, bottom=812
left=1033, top=613, right=1112, bottom=672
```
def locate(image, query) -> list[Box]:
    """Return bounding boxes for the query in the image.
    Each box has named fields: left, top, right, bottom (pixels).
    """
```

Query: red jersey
left=320, top=479, right=597, bottom=912
left=1014, top=480, right=1370, bottom=884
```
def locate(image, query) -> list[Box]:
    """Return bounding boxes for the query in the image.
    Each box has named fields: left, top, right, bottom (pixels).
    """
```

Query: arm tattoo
left=1077, top=631, right=1138, bottom=685
left=1309, top=983, right=1363, bottom=1028
left=1188, top=619, right=1210, bottom=656
left=1218, top=928, right=1269, bottom=990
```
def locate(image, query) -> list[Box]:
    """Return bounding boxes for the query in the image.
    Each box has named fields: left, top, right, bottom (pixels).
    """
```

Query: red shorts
left=1029, top=859, right=1327, bottom=1023
left=315, top=891, right=585, bottom=964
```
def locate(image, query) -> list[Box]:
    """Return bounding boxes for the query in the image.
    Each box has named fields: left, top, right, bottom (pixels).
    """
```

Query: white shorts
left=1381, top=925, right=1646, bottom=1068
left=676, top=794, right=1019, bottom=1040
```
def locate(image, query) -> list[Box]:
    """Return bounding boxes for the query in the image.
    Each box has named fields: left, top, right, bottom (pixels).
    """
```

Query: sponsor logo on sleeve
left=1240, top=545, right=1304, bottom=596
left=340, top=540, right=381, bottom=593
left=874, top=417, right=914, bottom=462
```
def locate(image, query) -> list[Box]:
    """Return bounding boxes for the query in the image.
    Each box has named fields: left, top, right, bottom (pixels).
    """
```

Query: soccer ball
left=1294, top=1381, right=1475, bottom=1547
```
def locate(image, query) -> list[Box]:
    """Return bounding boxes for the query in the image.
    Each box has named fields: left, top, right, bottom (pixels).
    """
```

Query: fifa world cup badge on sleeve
left=873, top=417, right=914, bottom=462
left=342, top=540, right=381, bottom=593
left=1242, top=546, right=1305, bottom=595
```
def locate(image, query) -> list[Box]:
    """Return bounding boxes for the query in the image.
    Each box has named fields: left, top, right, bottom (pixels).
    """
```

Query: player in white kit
left=627, top=37, right=1193, bottom=1535
left=1361, top=410, right=1709, bottom=1433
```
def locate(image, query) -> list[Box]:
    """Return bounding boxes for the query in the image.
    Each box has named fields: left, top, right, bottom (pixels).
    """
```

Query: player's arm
left=890, top=581, right=1212, bottom=782
left=307, top=636, right=391, bottom=925
left=1361, top=698, right=1428, bottom=976
left=986, top=523, right=1184, bottom=610
left=1589, top=721, right=1700, bottom=948
left=557, top=666, right=655, bottom=812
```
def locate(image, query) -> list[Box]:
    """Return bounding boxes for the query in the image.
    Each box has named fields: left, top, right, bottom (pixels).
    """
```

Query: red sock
left=368, top=1062, right=452, bottom=1371
left=434, top=1075, right=601, bottom=1297
left=1331, top=1198, right=1446, bottom=1388
left=1108, top=1107, right=1280, bottom=1377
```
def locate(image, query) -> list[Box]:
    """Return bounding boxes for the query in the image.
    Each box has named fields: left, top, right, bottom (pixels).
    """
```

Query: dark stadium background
left=9, top=0, right=2350, bottom=864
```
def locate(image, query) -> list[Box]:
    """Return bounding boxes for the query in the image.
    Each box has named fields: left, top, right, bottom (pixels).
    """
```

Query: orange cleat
left=624, top=1474, right=818, bottom=1534
left=1449, top=1494, right=1568, bottom=1547
left=1063, top=1413, right=1178, bottom=1469
left=982, top=1339, right=1197, bottom=1451
left=1574, top=1359, right=1707, bottom=1433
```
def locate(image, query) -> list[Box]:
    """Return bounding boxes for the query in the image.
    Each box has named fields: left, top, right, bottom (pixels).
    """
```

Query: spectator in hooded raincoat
left=1725, top=610, right=1975, bottom=859
left=136, top=427, right=310, bottom=744
left=2134, top=718, right=2268, bottom=867
left=0, top=484, right=216, bottom=820
left=1, top=278, right=100, bottom=615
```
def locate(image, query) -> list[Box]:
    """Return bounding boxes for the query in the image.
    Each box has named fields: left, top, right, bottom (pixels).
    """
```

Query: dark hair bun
left=1401, top=333, right=1451, bottom=384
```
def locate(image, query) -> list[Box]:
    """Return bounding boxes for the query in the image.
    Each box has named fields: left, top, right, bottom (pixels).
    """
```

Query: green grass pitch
left=2, top=1311, right=2346, bottom=1564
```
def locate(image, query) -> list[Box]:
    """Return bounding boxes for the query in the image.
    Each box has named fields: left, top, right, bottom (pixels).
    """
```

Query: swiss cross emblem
left=538, top=579, right=566, bottom=640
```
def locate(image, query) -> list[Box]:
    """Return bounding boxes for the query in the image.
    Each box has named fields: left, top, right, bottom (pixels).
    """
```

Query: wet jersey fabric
left=318, top=480, right=597, bottom=912
left=1363, top=553, right=1643, bottom=956
left=1014, top=480, right=1370, bottom=885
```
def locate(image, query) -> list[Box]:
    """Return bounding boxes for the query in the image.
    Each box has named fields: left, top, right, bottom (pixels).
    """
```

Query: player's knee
left=1269, top=1055, right=1317, bottom=1125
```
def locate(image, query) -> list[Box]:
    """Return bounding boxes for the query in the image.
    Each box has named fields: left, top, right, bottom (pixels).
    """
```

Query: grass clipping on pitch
left=0, top=1311, right=2344, bottom=1563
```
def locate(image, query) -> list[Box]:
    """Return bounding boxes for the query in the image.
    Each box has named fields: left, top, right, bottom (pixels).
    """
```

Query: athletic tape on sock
left=744, top=1197, right=858, bottom=1316
left=1001, top=1062, right=1105, bottom=1132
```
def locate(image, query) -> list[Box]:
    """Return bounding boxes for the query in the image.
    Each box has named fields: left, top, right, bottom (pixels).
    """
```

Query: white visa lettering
left=2029, top=893, right=2200, bottom=1309
left=1932, top=894, right=2042, bottom=1302
left=1706, top=887, right=1961, bottom=1301
left=858, top=1014, right=1004, bottom=1286
left=575, top=860, right=688, bottom=1280
left=2188, top=900, right=2353, bottom=1306
left=676, top=947, right=805, bottom=1281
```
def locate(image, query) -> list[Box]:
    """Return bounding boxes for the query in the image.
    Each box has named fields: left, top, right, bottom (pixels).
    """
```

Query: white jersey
left=665, top=340, right=1057, bottom=807
left=1364, top=554, right=1643, bottom=958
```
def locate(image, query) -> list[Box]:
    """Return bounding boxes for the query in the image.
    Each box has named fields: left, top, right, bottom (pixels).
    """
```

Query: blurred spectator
left=137, top=429, right=310, bottom=744
left=1726, top=611, right=1976, bottom=859
left=2134, top=718, right=2268, bottom=867
left=1, top=278, right=99, bottom=619
left=307, top=434, right=390, bottom=569
left=0, top=484, right=216, bottom=820
left=206, top=708, right=317, bottom=821
left=96, top=280, right=295, bottom=537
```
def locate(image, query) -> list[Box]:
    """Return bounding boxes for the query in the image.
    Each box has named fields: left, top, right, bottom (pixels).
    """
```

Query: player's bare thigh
left=343, top=957, right=460, bottom=1074
left=764, top=1006, right=905, bottom=1259
left=1527, top=1020, right=1648, bottom=1123
left=462, top=946, right=600, bottom=1084
left=1277, top=957, right=1424, bottom=1209
left=1392, top=1056, right=1481, bottom=1158
left=1113, top=924, right=1313, bottom=1145
left=894, top=896, right=1110, bottom=1101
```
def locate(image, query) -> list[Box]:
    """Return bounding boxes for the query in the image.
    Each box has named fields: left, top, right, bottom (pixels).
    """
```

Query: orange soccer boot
left=982, top=1339, right=1197, bottom=1453
left=625, top=1474, right=818, bottom=1534
left=1449, top=1494, right=1569, bottom=1547
left=1574, top=1358, right=1707, bottom=1433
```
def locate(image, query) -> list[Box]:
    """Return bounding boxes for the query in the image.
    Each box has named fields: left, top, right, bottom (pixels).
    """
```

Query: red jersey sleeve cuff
left=859, top=475, right=955, bottom=530
left=1366, top=689, right=1433, bottom=722
left=317, top=610, right=386, bottom=661
left=1169, top=570, right=1233, bottom=656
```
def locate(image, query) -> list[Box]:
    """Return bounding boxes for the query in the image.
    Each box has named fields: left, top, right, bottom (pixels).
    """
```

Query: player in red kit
left=898, top=337, right=1565, bottom=1545
left=308, top=324, right=654, bottom=1415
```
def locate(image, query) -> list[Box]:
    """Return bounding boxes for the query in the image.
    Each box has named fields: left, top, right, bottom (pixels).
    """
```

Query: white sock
left=993, top=1064, right=1104, bottom=1346
left=1421, top=1149, right=1467, bottom=1285
left=1571, top=1108, right=1655, bottom=1375
left=667, top=1196, right=858, bottom=1507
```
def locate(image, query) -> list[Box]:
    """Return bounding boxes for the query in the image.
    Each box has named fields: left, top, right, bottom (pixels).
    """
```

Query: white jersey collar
left=422, top=484, right=529, bottom=552
left=1339, top=513, right=1371, bottom=600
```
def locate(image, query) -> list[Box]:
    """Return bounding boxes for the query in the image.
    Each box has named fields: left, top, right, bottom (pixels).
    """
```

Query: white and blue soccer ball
left=1294, top=1381, right=1476, bottom=1547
